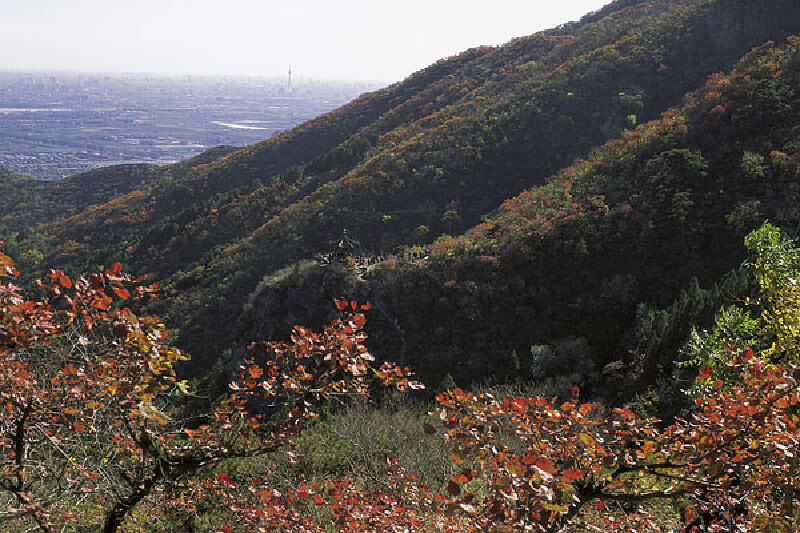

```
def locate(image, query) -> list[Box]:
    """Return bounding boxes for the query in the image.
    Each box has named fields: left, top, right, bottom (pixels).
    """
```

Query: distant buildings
left=0, top=72, right=380, bottom=179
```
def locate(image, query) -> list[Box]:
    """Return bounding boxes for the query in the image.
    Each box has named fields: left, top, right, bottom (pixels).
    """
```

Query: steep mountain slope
left=11, top=0, right=800, bottom=383
left=167, top=0, right=800, bottom=373
left=340, top=36, right=800, bottom=399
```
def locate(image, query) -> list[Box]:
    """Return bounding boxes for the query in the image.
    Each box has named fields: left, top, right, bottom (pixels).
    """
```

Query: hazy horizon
left=0, top=0, right=610, bottom=83
left=0, top=68, right=385, bottom=84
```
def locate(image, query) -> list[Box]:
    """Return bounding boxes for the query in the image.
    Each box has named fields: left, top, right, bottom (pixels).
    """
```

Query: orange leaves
left=0, top=257, right=208, bottom=527
left=111, top=287, right=130, bottom=299
left=105, top=262, right=123, bottom=277
left=247, top=365, right=264, bottom=380
left=92, top=294, right=111, bottom=311
left=0, top=252, right=21, bottom=277
left=561, top=468, right=583, bottom=483
left=335, top=298, right=371, bottom=312
left=16, top=254, right=800, bottom=533
left=353, top=313, right=366, bottom=328
left=534, top=457, right=556, bottom=475
left=452, top=469, right=475, bottom=484
left=46, top=269, right=73, bottom=291
left=200, top=459, right=475, bottom=532
left=431, top=353, right=800, bottom=532
left=710, top=103, right=727, bottom=120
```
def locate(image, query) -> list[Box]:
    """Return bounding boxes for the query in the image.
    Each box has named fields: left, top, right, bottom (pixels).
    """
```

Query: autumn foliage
left=2, top=242, right=800, bottom=531
left=152, top=356, right=800, bottom=533
left=0, top=252, right=417, bottom=532
left=433, top=350, right=800, bottom=532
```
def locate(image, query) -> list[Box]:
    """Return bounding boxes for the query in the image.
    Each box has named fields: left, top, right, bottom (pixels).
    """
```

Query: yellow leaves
left=543, top=502, right=569, bottom=513
left=578, top=432, right=597, bottom=448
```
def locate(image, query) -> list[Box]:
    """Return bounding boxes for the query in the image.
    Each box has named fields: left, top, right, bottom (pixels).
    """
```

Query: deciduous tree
left=0, top=252, right=416, bottom=532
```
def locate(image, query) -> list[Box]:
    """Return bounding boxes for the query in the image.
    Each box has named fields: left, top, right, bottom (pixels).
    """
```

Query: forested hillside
left=354, top=36, right=800, bottom=403
left=3, top=0, right=800, bottom=389
left=6, top=0, right=800, bottom=531
left=0, top=145, right=239, bottom=235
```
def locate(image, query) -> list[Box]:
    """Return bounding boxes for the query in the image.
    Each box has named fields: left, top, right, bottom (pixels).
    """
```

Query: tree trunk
left=102, top=468, right=162, bottom=533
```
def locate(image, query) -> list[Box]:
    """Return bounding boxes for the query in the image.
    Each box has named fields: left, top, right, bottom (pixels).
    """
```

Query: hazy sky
left=0, top=0, right=610, bottom=82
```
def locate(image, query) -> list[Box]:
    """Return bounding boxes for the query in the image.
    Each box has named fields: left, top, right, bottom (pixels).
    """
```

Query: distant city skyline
left=0, top=0, right=610, bottom=82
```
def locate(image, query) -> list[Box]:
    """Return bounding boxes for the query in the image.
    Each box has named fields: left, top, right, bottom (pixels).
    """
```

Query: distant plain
left=0, top=72, right=379, bottom=179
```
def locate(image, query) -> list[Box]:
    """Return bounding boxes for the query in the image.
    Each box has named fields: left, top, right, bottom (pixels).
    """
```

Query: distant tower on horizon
left=288, top=65, right=292, bottom=92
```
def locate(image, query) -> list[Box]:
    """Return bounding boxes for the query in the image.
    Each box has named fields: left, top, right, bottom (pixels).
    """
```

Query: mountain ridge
left=4, top=0, right=800, bottom=389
